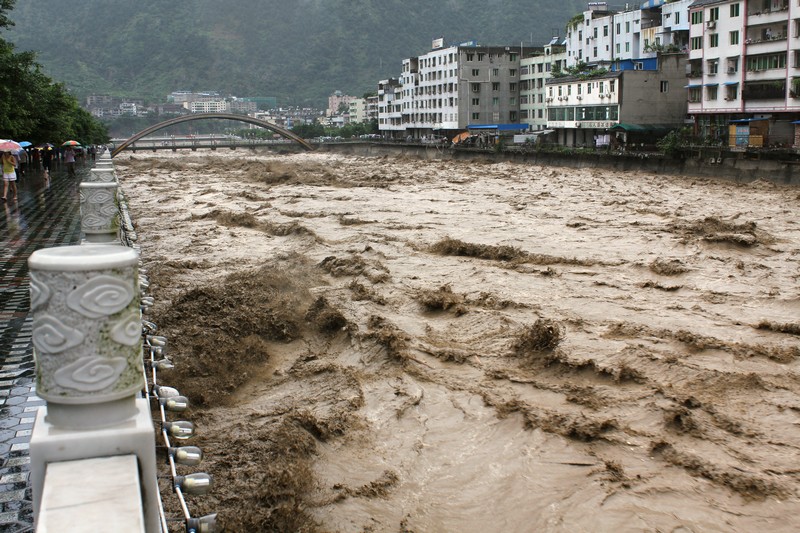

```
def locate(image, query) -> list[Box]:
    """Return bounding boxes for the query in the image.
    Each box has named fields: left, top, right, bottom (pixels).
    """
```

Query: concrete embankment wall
left=309, top=143, right=800, bottom=186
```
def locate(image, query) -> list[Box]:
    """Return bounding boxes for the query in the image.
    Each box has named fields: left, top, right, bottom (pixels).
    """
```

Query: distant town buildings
left=85, top=91, right=283, bottom=119
left=327, top=90, right=357, bottom=117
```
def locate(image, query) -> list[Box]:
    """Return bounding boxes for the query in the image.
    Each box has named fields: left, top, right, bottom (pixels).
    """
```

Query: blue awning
left=723, top=81, right=739, bottom=85
left=730, top=118, right=768, bottom=123
left=684, top=84, right=701, bottom=88
left=704, top=83, right=719, bottom=87
left=467, top=124, right=528, bottom=131
left=641, top=0, right=666, bottom=9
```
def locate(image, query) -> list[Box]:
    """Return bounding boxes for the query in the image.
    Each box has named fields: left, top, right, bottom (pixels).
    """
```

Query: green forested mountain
left=6, top=0, right=588, bottom=107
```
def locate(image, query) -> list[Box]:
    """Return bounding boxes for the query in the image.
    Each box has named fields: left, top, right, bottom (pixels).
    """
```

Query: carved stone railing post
left=88, top=167, right=116, bottom=182
left=28, top=245, right=160, bottom=532
left=29, top=246, right=142, bottom=426
left=80, top=182, right=120, bottom=243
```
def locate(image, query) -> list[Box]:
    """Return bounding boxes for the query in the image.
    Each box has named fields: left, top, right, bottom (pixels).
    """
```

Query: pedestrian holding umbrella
left=1, top=149, right=18, bottom=201
left=40, top=144, right=54, bottom=179
left=62, top=141, right=79, bottom=177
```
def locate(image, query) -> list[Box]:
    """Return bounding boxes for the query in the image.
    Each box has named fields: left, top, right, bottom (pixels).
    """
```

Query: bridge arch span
left=110, top=112, right=314, bottom=157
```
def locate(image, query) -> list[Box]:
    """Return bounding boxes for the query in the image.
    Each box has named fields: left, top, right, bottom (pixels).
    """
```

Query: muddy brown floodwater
left=116, top=150, right=800, bottom=532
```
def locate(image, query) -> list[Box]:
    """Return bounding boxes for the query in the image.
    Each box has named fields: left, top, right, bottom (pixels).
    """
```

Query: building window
left=730, top=31, right=739, bottom=45
left=472, top=112, right=480, bottom=120
left=691, top=37, right=702, bottom=50
left=730, top=3, right=739, bottom=17
left=616, top=43, right=621, bottom=54
left=660, top=80, right=669, bottom=92
left=472, top=68, right=480, bottom=76
left=746, top=53, right=787, bottom=71
left=675, top=12, right=680, bottom=24
left=709, top=7, right=719, bottom=21
left=472, top=83, right=480, bottom=93
left=708, top=59, right=719, bottom=74
left=510, top=111, right=518, bottom=121
left=706, top=85, right=718, bottom=100
left=603, top=25, right=609, bottom=37
left=609, top=80, right=615, bottom=92
left=625, top=42, right=630, bottom=52
left=616, top=23, right=621, bottom=34
left=691, top=11, right=703, bottom=25
left=492, top=82, right=500, bottom=91
left=593, top=47, right=598, bottom=57
left=593, top=27, right=598, bottom=38
left=688, top=87, right=701, bottom=102
left=510, top=69, right=517, bottom=77
left=510, top=97, right=517, bottom=105
left=477, top=53, right=485, bottom=61
left=626, top=21, right=630, bottom=32
left=472, top=98, right=480, bottom=105
left=509, top=83, right=517, bottom=92
left=466, top=53, right=474, bottom=61
left=710, top=34, right=719, bottom=47
left=492, top=97, right=499, bottom=105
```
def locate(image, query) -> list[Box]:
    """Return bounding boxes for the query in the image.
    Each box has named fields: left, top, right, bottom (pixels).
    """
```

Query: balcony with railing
left=747, top=1, right=789, bottom=24
left=743, top=79, right=786, bottom=101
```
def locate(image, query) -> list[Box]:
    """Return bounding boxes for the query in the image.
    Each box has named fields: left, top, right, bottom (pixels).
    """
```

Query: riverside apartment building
left=687, top=0, right=800, bottom=147
left=379, top=39, right=539, bottom=140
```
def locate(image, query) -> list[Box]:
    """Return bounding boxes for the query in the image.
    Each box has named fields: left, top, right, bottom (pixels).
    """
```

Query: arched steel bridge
left=110, top=112, right=314, bottom=157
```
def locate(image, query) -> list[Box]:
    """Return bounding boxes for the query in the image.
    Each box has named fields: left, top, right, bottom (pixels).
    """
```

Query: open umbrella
left=18, top=141, right=32, bottom=148
left=62, top=140, right=81, bottom=147
left=37, top=143, right=55, bottom=149
left=0, top=139, right=22, bottom=152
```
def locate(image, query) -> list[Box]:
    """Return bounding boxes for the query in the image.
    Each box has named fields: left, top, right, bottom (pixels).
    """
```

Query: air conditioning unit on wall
left=706, top=20, right=716, bottom=29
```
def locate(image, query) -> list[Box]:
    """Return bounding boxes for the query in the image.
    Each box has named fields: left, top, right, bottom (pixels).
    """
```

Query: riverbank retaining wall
left=309, top=143, right=800, bottom=186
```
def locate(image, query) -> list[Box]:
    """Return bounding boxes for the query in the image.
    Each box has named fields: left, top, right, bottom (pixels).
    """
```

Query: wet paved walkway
left=0, top=160, right=88, bottom=532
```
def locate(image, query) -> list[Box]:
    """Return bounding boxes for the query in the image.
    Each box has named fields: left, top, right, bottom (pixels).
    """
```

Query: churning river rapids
left=116, top=150, right=800, bottom=532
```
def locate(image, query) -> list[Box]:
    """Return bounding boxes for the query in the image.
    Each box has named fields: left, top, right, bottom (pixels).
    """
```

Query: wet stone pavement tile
left=0, top=165, right=83, bottom=532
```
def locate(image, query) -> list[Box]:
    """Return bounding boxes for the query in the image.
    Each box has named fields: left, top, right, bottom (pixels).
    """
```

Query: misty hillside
left=5, top=0, right=588, bottom=107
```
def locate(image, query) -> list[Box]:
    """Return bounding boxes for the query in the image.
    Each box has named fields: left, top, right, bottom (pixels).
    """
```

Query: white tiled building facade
left=520, top=40, right=568, bottom=131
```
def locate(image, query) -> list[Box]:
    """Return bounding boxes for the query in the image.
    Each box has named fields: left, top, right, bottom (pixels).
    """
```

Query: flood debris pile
left=117, top=151, right=800, bottom=532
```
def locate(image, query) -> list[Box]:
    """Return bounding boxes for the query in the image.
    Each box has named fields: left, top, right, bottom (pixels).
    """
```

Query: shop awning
left=704, top=82, right=719, bottom=87
left=684, top=84, right=701, bottom=89
left=467, top=124, right=528, bottom=131
left=729, top=118, right=768, bottom=123
left=723, top=81, right=739, bottom=85
left=609, top=123, right=678, bottom=135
